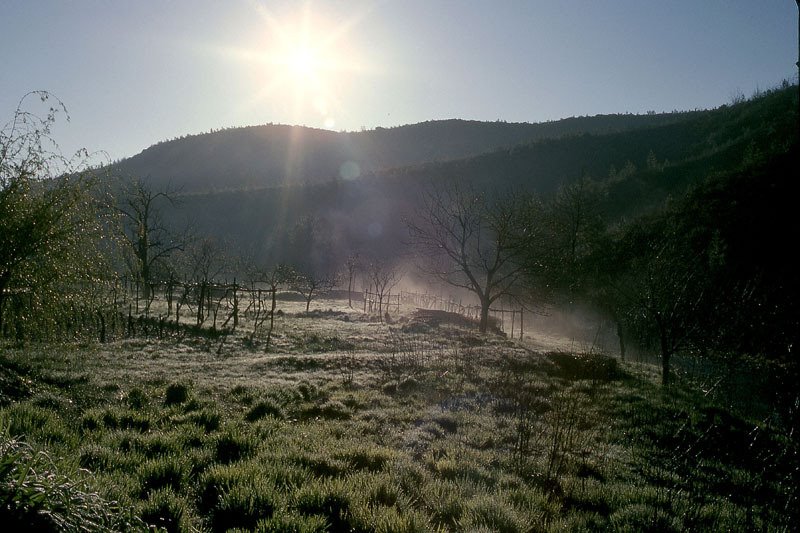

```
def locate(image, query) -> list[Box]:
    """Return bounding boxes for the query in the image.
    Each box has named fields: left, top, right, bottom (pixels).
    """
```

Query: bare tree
left=407, top=183, right=528, bottom=333
left=291, top=267, right=338, bottom=313
left=548, top=177, right=605, bottom=278
left=612, top=227, right=707, bottom=386
left=249, top=263, right=292, bottom=349
left=366, top=258, right=402, bottom=321
left=183, top=237, right=230, bottom=327
left=344, top=252, right=360, bottom=308
left=115, top=179, right=186, bottom=312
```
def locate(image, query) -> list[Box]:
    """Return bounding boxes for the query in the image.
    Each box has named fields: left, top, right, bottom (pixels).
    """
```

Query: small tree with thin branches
left=115, top=179, right=186, bottom=313
left=251, top=263, right=293, bottom=349
left=290, top=267, right=338, bottom=313
left=345, top=252, right=360, bottom=308
left=366, top=258, right=402, bottom=321
left=407, top=183, right=529, bottom=333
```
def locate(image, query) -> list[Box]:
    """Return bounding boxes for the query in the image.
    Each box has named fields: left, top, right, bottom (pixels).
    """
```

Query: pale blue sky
left=1, top=1, right=796, bottom=161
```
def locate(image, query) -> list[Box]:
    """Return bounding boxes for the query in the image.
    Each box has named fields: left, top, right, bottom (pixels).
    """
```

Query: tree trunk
left=661, top=350, right=671, bottom=386
left=610, top=311, right=626, bottom=361
left=348, top=273, right=354, bottom=308
left=0, top=291, right=6, bottom=336
left=479, top=296, right=490, bottom=334
left=266, top=289, right=277, bottom=350
left=196, top=282, right=206, bottom=326
left=232, top=283, right=239, bottom=330
left=660, top=333, right=672, bottom=386
left=617, top=320, right=626, bottom=361
left=166, top=281, right=174, bottom=318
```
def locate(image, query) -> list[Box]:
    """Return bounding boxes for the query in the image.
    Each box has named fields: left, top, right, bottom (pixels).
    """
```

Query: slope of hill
left=164, top=84, right=797, bottom=266
left=107, top=112, right=699, bottom=192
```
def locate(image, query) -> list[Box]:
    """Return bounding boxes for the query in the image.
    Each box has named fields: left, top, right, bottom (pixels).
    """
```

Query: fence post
left=98, top=310, right=106, bottom=343
left=233, top=279, right=239, bottom=330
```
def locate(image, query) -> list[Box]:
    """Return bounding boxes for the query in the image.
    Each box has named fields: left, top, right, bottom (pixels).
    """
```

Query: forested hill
left=368, top=84, right=797, bottom=200
left=105, top=112, right=698, bottom=192
left=165, top=84, right=797, bottom=266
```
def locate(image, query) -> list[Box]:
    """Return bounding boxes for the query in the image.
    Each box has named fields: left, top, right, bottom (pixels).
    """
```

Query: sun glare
left=220, top=2, right=370, bottom=130
left=287, top=47, right=318, bottom=79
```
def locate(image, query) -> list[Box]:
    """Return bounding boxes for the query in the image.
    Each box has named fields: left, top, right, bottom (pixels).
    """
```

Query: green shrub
left=181, top=398, right=205, bottom=412
left=79, top=409, right=103, bottom=433
left=255, top=511, right=327, bottom=532
left=124, top=388, right=149, bottom=410
left=188, top=409, right=221, bottom=432
left=459, top=495, right=532, bottom=533
left=398, top=375, right=420, bottom=392
left=609, top=503, right=682, bottom=532
left=421, top=480, right=464, bottom=529
left=229, top=385, right=255, bottom=406
left=30, top=391, right=72, bottom=412
left=296, top=380, right=318, bottom=401
left=555, top=511, right=608, bottom=531
left=85, top=432, right=146, bottom=473
left=210, top=479, right=278, bottom=532
left=184, top=447, right=215, bottom=480
left=138, top=457, right=189, bottom=496
left=138, top=432, right=183, bottom=458
left=338, top=445, right=397, bottom=472
left=388, top=459, right=428, bottom=495
left=357, top=506, right=431, bottom=533
left=245, top=399, right=285, bottom=422
left=295, top=479, right=352, bottom=530
left=164, top=382, right=191, bottom=406
left=78, top=443, right=117, bottom=472
left=291, top=452, right=350, bottom=477
left=0, top=355, right=35, bottom=406
left=430, top=457, right=459, bottom=480
left=99, top=407, right=151, bottom=432
left=139, top=488, right=190, bottom=533
left=432, top=413, right=459, bottom=434
left=197, top=464, right=245, bottom=515
left=3, top=403, right=75, bottom=446
left=505, top=485, right=559, bottom=525
left=214, top=427, right=257, bottom=464
left=315, top=400, right=351, bottom=420
left=267, top=385, right=304, bottom=406
left=196, top=460, right=307, bottom=526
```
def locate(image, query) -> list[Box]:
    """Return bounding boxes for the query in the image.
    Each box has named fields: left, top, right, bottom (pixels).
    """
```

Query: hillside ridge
left=106, top=110, right=701, bottom=192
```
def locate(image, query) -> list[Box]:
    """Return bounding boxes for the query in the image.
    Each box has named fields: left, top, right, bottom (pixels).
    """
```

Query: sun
left=287, top=47, right=317, bottom=78
left=224, top=2, right=369, bottom=130
left=208, top=2, right=376, bottom=130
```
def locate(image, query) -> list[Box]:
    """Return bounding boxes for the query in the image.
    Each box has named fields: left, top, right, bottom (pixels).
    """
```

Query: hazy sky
left=1, top=1, right=796, bottom=161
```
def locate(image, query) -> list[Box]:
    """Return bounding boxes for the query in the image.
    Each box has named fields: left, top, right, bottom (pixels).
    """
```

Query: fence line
left=399, top=290, right=524, bottom=339
left=362, top=289, right=401, bottom=314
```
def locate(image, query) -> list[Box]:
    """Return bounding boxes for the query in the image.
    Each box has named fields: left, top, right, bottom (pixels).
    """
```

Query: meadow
left=1, top=297, right=796, bottom=532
